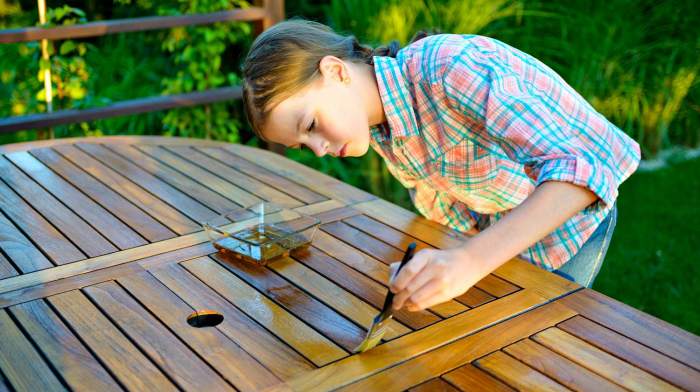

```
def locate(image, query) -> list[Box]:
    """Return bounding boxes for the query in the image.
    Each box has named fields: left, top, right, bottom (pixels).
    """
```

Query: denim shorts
left=552, top=203, right=618, bottom=288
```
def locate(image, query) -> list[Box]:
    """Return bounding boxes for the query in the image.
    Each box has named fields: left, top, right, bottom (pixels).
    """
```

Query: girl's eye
left=306, top=118, right=316, bottom=133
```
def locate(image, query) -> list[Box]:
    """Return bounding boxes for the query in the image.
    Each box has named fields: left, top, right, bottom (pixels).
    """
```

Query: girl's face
left=260, top=57, right=376, bottom=158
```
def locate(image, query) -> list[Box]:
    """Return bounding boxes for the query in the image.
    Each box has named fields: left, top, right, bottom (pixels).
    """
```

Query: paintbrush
left=353, top=242, right=417, bottom=353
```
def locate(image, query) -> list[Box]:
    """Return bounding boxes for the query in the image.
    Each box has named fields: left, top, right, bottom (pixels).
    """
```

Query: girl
left=241, top=20, right=640, bottom=313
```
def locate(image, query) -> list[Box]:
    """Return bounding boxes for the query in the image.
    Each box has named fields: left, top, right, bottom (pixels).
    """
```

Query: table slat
left=293, top=245, right=439, bottom=329
left=48, top=290, right=177, bottom=391
left=9, top=299, right=122, bottom=391
left=0, top=174, right=84, bottom=265
left=280, top=290, right=559, bottom=391
left=7, top=151, right=148, bottom=249
left=560, top=289, right=700, bottom=371
left=31, top=147, right=175, bottom=242
left=408, top=378, right=460, bottom=392
left=77, top=142, right=216, bottom=223
left=442, top=364, right=515, bottom=392
left=454, top=287, right=495, bottom=308
left=504, top=338, right=625, bottom=391
left=475, top=351, right=569, bottom=392
left=0, top=310, right=66, bottom=392
left=558, top=316, right=700, bottom=391
left=343, top=214, right=522, bottom=299
left=158, top=145, right=303, bottom=208
left=105, top=143, right=242, bottom=214
left=225, top=144, right=375, bottom=204
left=149, top=261, right=315, bottom=380
left=54, top=143, right=200, bottom=234
left=0, top=156, right=117, bottom=257
left=533, top=327, right=680, bottom=391
left=83, top=281, right=236, bottom=391
left=212, top=252, right=365, bottom=351
left=197, top=146, right=327, bottom=204
left=0, top=209, right=53, bottom=273
left=268, top=256, right=411, bottom=340
left=181, top=256, right=347, bottom=366
left=0, top=253, right=17, bottom=279
left=116, top=271, right=282, bottom=391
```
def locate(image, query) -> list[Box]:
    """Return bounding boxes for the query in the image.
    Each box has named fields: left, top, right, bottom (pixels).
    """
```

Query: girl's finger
left=388, top=262, right=401, bottom=285
left=393, top=267, right=437, bottom=310
left=390, top=250, right=431, bottom=293
left=406, top=279, right=449, bottom=311
left=401, top=262, right=437, bottom=301
left=391, top=287, right=411, bottom=310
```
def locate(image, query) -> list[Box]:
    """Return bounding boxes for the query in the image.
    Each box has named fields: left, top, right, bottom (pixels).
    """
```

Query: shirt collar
left=371, top=56, right=421, bottom=146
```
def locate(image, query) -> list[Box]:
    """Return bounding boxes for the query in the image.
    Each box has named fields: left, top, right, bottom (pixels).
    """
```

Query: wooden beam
left=0, top=8, right=266, bottom=44
left=0, top=86, right=242, bottom=133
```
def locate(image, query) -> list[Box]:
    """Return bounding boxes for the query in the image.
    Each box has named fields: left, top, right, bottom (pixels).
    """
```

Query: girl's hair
left=241, top=19, right=429, bottom=139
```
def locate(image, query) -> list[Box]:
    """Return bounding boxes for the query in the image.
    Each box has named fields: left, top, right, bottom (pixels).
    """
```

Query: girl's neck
left=352, top=62, right=387, bottom=127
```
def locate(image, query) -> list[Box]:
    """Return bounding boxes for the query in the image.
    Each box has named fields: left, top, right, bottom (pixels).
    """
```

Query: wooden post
left=37, top=0, right=54, bottom=139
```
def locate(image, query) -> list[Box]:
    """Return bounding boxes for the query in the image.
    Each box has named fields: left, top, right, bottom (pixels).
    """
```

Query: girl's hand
left=389, top=246, right=489, bottom=312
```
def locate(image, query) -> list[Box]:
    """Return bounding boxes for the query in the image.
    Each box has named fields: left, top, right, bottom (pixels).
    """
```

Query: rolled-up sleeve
left=442, top=39, right=641, bottom=212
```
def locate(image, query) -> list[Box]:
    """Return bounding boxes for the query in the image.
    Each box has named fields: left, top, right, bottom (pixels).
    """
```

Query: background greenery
left=1, top=0, right=698, bottom=333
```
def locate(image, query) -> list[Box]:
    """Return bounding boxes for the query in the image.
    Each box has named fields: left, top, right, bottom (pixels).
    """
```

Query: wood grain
left=31, top=146, right=175, bottom=242
left=292, top=245, right=438, bottom=330
left=334, top=298, right=576, bottom=392
left=0, top=253, right=17, bottom=279
left=503, top=338, right=625, bottom=391
left=54, top=143, right=200, bottom=234
left=117, top=271, right=282, bottom=391
left=7, top=151, right=147, bottom=249
left=0, top=165, right=86, bottom=265
left=9, top=299, right=121, bottom=391
left=159, top=145, right=303, bottom=207
left=196, top=146, right=327, bottom=204
left=442, top=364, right=515, bottom=392
left=84, top=280, right=235, bottom=391
left=48, top=290, right=177, bottom=391
left=475, top=351, right=568, bottom=392
left=181, top=256, right=347, bottom=366
left=408, top=378, right=460, bottom=392
left=0, top=309, right=66, bottom=392
left=0, top=205, right=54, bottom=272
left=111, top=143, right=257, bottom=210
left=268, top=256, right=410, bottom=340
left=277, top=289, right=558, bottom=391
left=0, top=201, right=334, bottom=295
left=77, top=142, right=216, bottom=223
left=559, top=289, right=700, bottom=371
left=149, top=261, right=315, bottom=380
left=211, top=251, right=366, bottom=351
left=558, top=315, right=700, bottom=391
left=0, top=155, right=116, bottom=257
left=224, top=144, right=375, bottom=205
left=533, top=327, right=680, bottom=391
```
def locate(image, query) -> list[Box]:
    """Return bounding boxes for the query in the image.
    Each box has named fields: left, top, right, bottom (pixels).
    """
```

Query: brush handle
left=380, top=242, right=417, bottom=315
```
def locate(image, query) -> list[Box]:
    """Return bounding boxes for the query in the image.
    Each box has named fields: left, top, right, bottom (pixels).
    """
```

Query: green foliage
left=494, top=0, right=700, bottom=156
left=0, top=4, right=94, bottom=141
left=1, top=0, right=253, bottom=142
left=158, top=0, right=252, bottom=141
left=594, top=157, right=700, bottom=334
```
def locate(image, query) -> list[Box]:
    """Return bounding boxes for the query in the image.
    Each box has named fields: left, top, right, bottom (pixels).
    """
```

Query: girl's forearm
left=462, top=181, right=598, bottom=274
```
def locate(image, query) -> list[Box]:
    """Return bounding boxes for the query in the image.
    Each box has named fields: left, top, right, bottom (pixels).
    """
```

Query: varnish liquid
left=213, top=224, right=310, bottom=265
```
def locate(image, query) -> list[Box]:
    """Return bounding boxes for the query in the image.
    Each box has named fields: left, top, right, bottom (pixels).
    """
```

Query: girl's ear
left=319, top=55, right=348, bottom=83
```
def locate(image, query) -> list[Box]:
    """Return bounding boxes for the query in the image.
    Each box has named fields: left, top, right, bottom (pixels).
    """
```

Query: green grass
left=593, top=157, right=700, bottom=334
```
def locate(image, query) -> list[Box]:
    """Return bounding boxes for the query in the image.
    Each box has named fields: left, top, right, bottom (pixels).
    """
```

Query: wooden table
left=0, top=136, right=697, bottom=392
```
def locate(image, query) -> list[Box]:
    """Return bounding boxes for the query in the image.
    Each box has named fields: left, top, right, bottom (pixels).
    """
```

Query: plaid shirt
left=369, top=34, right=640, bottom=270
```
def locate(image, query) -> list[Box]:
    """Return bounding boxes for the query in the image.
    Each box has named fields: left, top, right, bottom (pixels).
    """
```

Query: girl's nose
left=308, top=137, right=329, bottom=158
